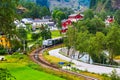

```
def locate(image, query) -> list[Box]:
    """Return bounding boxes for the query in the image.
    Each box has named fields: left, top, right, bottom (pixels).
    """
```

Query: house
left=61, top=19, right=72, bottom=33
left=61, top=13, right=84, bottom=33
left=21, top=18, right=33, bottom=24
left=17, top=5, right=27, bottom=14
left=42, top=16, right=52, bottom=21
left=32, top=19, right=56, bottom=30
left=0, top=34, right=10, bottom=48
left=68, top=13, right=84, bottom=22
left=105, top=16, right=114, bottom=26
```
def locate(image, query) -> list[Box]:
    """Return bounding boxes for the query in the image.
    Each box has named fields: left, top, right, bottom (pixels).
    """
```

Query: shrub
left=0, top=46, right=6, bottom=55
left=0, top=68, right=16, bottom=80
left=110, top=69, right=120, bottom=80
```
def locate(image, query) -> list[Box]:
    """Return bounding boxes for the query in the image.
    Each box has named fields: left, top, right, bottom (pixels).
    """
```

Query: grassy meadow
left=0, top=54, right=65, bottom=80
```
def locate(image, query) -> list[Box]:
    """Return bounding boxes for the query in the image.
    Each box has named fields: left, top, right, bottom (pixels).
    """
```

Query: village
left=0, top=0, right=120, bottom=80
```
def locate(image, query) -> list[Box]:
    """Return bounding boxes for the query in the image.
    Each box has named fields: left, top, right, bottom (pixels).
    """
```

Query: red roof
left=68, top=14, right=83, bottom=19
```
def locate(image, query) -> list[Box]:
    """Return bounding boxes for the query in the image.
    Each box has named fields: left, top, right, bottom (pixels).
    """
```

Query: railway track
left=30, top=47, right=99, bottom=80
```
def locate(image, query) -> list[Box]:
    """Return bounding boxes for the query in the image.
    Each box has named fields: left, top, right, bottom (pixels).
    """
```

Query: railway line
left=30, top=47, right=99, bottom=80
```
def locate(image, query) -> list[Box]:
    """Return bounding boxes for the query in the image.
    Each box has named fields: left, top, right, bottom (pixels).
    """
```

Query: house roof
left=69, top=14, right=79, bottom=17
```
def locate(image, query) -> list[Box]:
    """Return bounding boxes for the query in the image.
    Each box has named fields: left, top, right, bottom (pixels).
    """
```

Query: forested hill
left=90, top=0, right=120, bottom=12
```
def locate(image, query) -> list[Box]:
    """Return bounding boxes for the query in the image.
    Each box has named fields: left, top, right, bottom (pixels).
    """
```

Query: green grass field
left=51, top=30, right=61, bottom=38
left=0, top=63, right=65, bottom=80
left=0, top=55, right=65, bottom=80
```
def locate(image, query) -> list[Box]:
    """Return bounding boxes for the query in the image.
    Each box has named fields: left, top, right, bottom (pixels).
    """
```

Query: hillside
left=23, top=0, right=90, bottom=11
left=90, top=0, right=120, bottom=12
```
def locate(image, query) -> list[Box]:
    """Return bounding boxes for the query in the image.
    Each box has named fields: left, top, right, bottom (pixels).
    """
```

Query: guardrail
left=93, top=63, right=120, bottom=68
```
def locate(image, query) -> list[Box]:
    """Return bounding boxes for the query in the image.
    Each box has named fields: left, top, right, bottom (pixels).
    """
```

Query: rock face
left=111, top=0, right=120, bottom=9
left=25, top=0, right=90, bottom=11
left=90, top=0, right=120, bottom=12
left=49, top=0, right=90, bottom=11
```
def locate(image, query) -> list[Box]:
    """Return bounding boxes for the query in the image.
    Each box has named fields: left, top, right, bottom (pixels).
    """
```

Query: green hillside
left=90, top=0, right=120, bottom=12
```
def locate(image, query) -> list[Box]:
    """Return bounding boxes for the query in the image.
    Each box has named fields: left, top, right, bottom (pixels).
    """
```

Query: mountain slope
left=90, top=0, right=120, bottom=12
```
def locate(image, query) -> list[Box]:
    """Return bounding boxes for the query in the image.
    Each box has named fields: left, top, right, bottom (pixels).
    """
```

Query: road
left=49, top=48, right=120, bottom=75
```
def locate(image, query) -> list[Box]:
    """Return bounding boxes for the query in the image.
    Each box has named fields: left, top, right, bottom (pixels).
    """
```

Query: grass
left=0, top=63, right=65, bottom=80
left=43, top=44, right=66, bottom=64
left=0, top=54, right=65, bottom=80
left=44, top=55, right=67, bottom=64
left=51, top=30, right=61, bottom=38
left=27, top=32, right=32, bottom=40
left=114, top=55, right=120, bottom=60
left=80, top=72, right=110, bottom=80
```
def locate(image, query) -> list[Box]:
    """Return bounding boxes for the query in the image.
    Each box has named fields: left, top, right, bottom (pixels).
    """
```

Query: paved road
left=49, top=48, right=120, bottom=75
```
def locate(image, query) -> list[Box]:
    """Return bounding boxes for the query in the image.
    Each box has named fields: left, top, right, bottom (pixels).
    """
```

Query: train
left=42, top=37, right=63, bottom=47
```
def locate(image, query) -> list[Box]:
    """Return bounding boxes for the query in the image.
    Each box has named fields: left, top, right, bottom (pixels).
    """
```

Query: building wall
left=0, top=35, right=10, bottom=48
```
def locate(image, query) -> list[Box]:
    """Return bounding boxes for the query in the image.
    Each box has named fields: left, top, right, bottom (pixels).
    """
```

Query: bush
left=0, top=68, right=16, bottom=80
left=0, top=46, right=6, bottom=55
left=110, top=70, right=120, bottom=80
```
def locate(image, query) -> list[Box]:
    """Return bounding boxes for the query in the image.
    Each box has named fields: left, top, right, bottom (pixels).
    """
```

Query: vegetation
left=0, top=68, right=16, bottom=80
left=52, top=10, right=67, bottom=29
left=114, top=10, right=120, bottom=25
left=65, top=9, right=120, bottom=65
left=51, top=30, right=61, bottom=38
left=0, top=46, right=6, bottom=55
left=0, top=0, right=18, bottom=35
left=109, top=70, right=120, bottom=80
left=90, top=0, right=113, bottom=12
left=19, top=2, right=50, bottom=18
left=40, top=25, right=52, bottom=40
left=0, top=54, right=65, bottom=80
left=43, top=50, right=67, bottom=65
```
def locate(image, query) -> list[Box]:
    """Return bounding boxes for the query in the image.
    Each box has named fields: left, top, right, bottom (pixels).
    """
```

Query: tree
left=106, top=26, right=120, bottom=64
left=0, top=46, right=6, bottom=55
left=76, top=17, right=106, bottom=34
left=84, top=9, right=94, bottom=20
left=21, top=2, right=51, bottom=18
left=75, top=20, right=89, bottom=32
left=75, top=31, right=90, bottom=59
left=86, top=35, right=96, bottom=63
left=88, top=17, right=105, bottom=34
left=41, top=6, right=51, bottom=16
left=64, top=26, right=77, bottom=56
left=114, top=10, right=120, bottom=25
left=92, top=32, right=106, bottom=63
left=98, top=11, right=107, bottom=21
left=17, top=28, right=27, bottom=52
left=32, top=33, right=40, bottom=40
left=52, top=10, right=59, bottom=20
left=52, top=10, right=66, bottom=29
left=40, top=25, right=51, bottom=40
left=55, top=7, right=74, bottom=18
left=0, top=0, right=18, bottom=35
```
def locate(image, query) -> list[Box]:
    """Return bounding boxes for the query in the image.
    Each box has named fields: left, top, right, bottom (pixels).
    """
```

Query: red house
left=68, top=13, right=84, bottom=22
left=61, top=13, right=84, bottom=33
left=61, top=19, right=72, bottom=33
left=105, top=16, right=114, bottom=26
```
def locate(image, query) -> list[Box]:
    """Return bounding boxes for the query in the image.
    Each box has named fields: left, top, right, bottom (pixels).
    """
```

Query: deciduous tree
left=0, top=0, right=18, bottom=35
